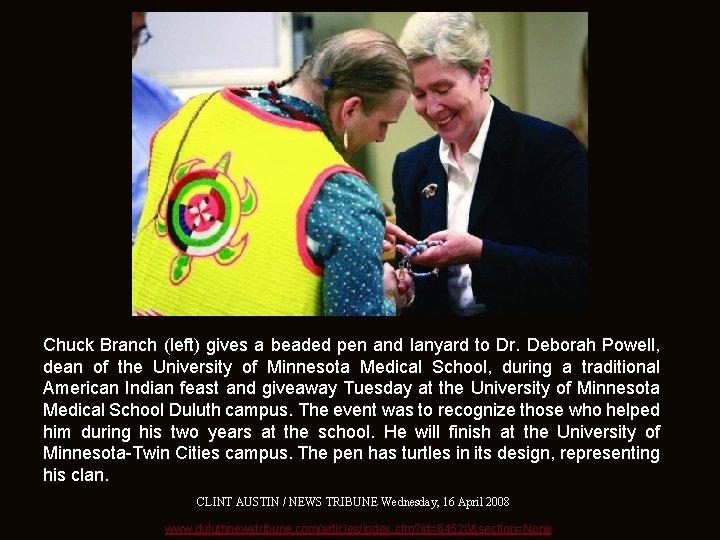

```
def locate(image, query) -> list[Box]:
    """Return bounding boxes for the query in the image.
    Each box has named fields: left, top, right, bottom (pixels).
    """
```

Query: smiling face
left=410, top=57, right=491, bottom=155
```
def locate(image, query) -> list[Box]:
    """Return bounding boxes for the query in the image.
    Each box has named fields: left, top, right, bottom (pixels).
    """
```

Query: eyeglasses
left=132, top=26, right=152, bottom=46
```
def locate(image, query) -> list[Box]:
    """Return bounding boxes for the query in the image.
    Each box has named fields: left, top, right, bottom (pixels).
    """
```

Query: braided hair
left=247, top=29, right=413, bottom=152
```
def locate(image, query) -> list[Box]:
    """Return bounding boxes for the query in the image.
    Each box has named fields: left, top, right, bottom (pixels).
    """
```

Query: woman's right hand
left=397, top=230, right=483, bottom=267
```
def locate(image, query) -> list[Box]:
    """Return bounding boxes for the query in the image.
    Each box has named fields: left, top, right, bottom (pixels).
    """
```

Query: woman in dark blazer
left=392, top=12, right=588, bottom=316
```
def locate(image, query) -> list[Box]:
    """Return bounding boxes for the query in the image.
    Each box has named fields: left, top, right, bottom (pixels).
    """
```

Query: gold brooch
left=421, top=183, right=438, bottom=198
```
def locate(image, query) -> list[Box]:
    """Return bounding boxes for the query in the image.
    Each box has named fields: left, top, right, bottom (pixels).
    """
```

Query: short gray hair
left=398, top=12, right=491, bottom=77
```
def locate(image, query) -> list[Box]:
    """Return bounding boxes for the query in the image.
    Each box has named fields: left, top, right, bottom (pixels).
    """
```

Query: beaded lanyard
left=262, top=81, right=316, bottom=123
left=397, top=240, right=443, bottom=278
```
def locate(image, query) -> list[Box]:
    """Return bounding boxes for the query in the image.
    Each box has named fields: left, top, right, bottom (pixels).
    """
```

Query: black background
left=35, top=323, right=676, bottom=539
left=24, top=6, right=694, bottom=540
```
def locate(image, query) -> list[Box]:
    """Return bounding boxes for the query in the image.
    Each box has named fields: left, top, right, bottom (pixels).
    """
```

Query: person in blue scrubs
left=132, top=12, right=182, bottom=245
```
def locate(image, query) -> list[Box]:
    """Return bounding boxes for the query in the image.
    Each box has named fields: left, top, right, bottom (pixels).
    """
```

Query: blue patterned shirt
left=245, top=88, right=395, bottom=316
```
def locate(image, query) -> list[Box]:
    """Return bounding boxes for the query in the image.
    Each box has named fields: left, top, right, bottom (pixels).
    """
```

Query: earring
left=343, top=129, right=349, bottom=151
left=482, top=84, right=489, bottom=92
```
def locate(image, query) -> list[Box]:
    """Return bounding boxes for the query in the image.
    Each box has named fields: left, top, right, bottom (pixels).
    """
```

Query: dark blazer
left=392, top=97, right=588, bottom=316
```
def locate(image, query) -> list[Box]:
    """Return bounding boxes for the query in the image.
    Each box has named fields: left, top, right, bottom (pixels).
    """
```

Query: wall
left=524, top=12, right=588, bottom=125
left=133, top=12, right=293, bottom=100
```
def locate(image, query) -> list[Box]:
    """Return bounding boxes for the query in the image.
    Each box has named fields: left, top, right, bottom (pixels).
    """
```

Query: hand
left=383, top=221, right=418, bottom=253
left=396, top=267, right=415, bottom=307
left=382, top=262, right=409, bottom=314
left=396, top=230, right=483, bottom=267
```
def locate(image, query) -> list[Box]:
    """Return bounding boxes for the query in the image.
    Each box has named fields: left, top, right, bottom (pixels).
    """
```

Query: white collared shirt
left=439, top=97, right=494, bottom=315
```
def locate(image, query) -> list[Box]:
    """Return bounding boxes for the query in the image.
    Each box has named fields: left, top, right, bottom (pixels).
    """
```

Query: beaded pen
left=397, top=240, right=443, bottom=278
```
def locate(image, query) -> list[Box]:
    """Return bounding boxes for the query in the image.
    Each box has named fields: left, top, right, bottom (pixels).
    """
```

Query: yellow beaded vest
left=132, top=88, right=359, bottom=315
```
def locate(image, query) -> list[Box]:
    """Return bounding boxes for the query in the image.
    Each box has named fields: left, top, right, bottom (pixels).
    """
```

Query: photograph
left=30, top=11, right=685, bottom=540
left=132, top=12, right=588, bottom=316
